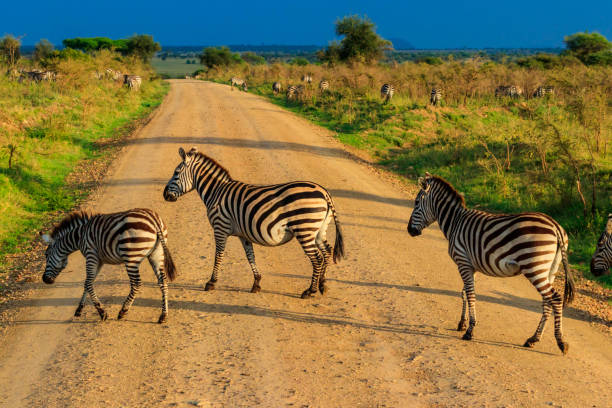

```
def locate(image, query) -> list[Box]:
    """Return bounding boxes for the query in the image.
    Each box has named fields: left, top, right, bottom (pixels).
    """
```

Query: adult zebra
left=124, top=74, right=142, bottom=91
left=380, top=83, right=394, bottom=103
left=495, top=85, right=523, bottom=98
left=272, top=81, right=282, bottom=95
left=286, top=84, right=303, bottom=101
left=591, top=214, right=612, bottom=277
left=533, top=86, right=554, bottom=98
left=301, top=74, right=313, bottom=84
left=407, top=174, right=575, bottom=354
left=41, top=208, right=176, bottom=323
left=319, top=79, right=330, bottom=93
left=230, top=77, right=248, bottom=91
left=430, top=88, right=442, bottom=106
left=163, top=147, right=344, bottom=298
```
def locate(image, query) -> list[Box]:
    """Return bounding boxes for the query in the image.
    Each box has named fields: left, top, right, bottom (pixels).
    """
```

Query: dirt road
left=0, top=80, right=610, bottom=407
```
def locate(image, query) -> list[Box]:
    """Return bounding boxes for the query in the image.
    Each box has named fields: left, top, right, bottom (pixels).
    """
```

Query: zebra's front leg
left=239, top=238, right=262, bottom=293
left=118, top=264, right=142, bottom=320
left=458, top=266, right=476, bottom=340
left=84, top=258, right=106, bottom=321
left=74, top=289, right=88, bottom=317
left=205, top=233, right=227, bottom=291
left=457, top=289, right=468, bottom=331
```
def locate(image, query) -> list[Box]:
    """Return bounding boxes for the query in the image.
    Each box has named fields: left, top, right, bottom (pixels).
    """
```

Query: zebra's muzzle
left=590, top=259, right=608, bottom=277
left=163, top=186, right=178, bottom=202
left=407, top=224, right=422, bottom=237
left=42, top=274, right=55, bottom=284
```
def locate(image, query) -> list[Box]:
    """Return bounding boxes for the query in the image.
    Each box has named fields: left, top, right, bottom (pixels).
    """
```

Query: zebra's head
left=242, top=82, right=248, bottom=91
left=41, top=233, right=68, bottom=284
left=407, top=173, right=438, bottom=237
left=163, top=147, right=199, bottom=202
left=590, top=214, right=612, bottom=277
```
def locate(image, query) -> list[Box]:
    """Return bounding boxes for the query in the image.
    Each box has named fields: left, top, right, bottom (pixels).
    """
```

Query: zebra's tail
left=156, top=229, right=177, bottom=282
left=325, top=194, right=345, bottom=264
left=558, top=230, right=575, bottom=308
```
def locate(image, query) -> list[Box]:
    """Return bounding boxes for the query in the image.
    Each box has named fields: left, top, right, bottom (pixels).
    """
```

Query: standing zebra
left=533, top=86, right=554, bottom=98
left=380, top=83, right=394, bottom=103
left=124, top=74, right=142, bottom=91
left=495, top=85, right=523, bottom=98
left=591, top=214, right=612, bottom=277
left=286, top=84, right=303, bottom=101
left=319, top=79, right=330, bottom=93
left=163, top=147, right=344, bottom=298
left=407, top=174, right=575, bottom=354
left=41, top=208, right=176, bottom=323
left=272, top=81, right=282, bottom=95
left=301, top=74, right=313, bottom=84
left=230, top=77, right=248, bottom=91
left=430, top=87, right=442, bottom=106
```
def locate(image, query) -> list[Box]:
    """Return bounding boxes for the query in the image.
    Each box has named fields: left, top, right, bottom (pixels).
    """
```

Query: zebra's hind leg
left=458, top=266, right=476, bottom=340
left=205, top=232, right=227, bottom=291
left=239, top=238, right=262, bottom=293
left=524, top=298, right=552, bottom=348
left=457, top=289, right=468, bottom=331
left=315, top=239, right=332, bottom=294
left=148, top=247, right=169, bottom=323
left=118, top=263, right=142, bottom=320
left=298, top=237, right=325, bottom=299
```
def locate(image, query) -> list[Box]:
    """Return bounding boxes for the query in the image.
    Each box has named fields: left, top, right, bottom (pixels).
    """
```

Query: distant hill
left=388, top=38, right=415, bottom=50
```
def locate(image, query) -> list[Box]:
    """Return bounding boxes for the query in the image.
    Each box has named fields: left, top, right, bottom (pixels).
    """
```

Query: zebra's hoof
left=523, top=337, right=538, bottom=348
left=74, top=305, right=83, bottom=317
left=457, top=320, right=467, bottom=331
left=558, top=341, right=569, bottom=355
left=204, top=281, right=216, bottom=291
left=300, top=289, right=315, bottom=299
left=461, top=332, right=472, bottom=341
left=117, top=309, right=128, bottom=320
left=98, top=309, right=108, bottom=321
left=319, top=284, right=327, bottom=295
left=158, top=313, right=168, bottom=324
left=250, top=284, right=261, bottom=293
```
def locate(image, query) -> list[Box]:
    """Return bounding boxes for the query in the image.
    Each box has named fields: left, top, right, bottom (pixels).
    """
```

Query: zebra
left=105, top=68, right=122, bottom=81
left=380, top=83, right=394, bottom=103
left=495, top=85, right=523, bottom=98
left=319, top=79, right=330, bottom=93
left=163, top=147, right=345, bottom=298
left=124, top=74, right=142, bottom=91
left=286, top=84, right=304, bottom=101
left=272, top=81, right=282, bottom=95
left=185, top=75, right=193, bottom=79
left=533, top=86, right=554, bottom=98
left=430, top=87, right=442, bottom=106
left=41, top=208, right=177, bottom=323
left=590, top=214, right=612, bottom=277
left=407, top=173, right=575, bottom=354
left=230, top=77, right=248, bottom=91
left=301, top=74, right=312, bottom=84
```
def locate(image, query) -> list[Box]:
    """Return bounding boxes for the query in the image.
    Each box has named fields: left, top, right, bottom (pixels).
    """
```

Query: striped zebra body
left=301, top=74, right=312, bottom=84
left=286, top=84, right=303, bottom=101
left=230, top=77, right=248, bottom=91
left=319, top=79, right=330, bottom=93
left=41, top=208, right=176, bottom=323
left=495, top=85, right=523, bottom=98
left=430, top=88, right=442, bottom=106
left=533, top=86, right=554, bottom=98
left=163, top=147, right=345, bottom=298
left=105, top=68, right=122, bottom=81
left=272, top=81, right=282, bottom=94
left=380, top=83, right=394, bottom=103
left=591, top=214, right=612, bottom=277
left=407, top=174, right=574, bottom=354
left=124, top=74, right=142, bottom=91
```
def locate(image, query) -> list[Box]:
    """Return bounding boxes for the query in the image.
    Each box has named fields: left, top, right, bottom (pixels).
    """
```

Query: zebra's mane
left=51, top=210, right=94, bottom=238
left=193, top=152, right=232, bottom=179
left=429, top=176, right=466, bottom=207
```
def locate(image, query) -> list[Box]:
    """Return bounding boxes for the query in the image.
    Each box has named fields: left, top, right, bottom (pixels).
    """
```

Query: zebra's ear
left=417, top=177, right=427, bottom=190
left=189, top=147, right=198, bottom=155
left=179, top=147, right=186, bottom=161
left=606, top=216, right=612, bottom=234
left=425, top=171, right=432, bottom=178
left=41, top=234, right=53, bottom=244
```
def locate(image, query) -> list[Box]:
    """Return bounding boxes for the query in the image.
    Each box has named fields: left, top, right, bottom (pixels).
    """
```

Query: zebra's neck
left=193, top=158, right=233, bottom=208
left=432, top=189, right=467, bottom=240
left=52, top=214, right=90, bottom=254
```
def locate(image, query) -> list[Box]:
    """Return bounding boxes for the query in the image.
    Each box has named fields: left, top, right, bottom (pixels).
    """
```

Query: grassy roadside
left=205, top=66, right=611, bottom=288
left=0, top=53, right=169, bottom=279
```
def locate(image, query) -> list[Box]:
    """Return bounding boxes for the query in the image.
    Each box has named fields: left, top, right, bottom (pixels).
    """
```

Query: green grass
left=151, top=57, right=198, bottom=78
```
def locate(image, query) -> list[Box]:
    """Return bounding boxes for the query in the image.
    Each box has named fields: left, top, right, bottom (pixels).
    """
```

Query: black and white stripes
left=380, top=83, right=394, bottom=103
left=430, top=88, right=442, bottom=106
left=41, top=208, right=176, bottom=323
left=591, top=214, right=612, bottom=277
left=230, top=77, right=248, bottom=91
left=163, top=147, right=344, bottom=298
left=272, top=81, right=282, bottom=94
left=286, top=84, right=304, bottom=101
left=407, top=173, right=575, bottom=354
left=319, top=79, right=330, bottom=93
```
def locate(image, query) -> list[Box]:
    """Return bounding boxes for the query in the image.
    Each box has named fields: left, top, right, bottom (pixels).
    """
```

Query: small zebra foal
left=533, top=86, right=554, bottom=98
left=319, top=79, right=330, bottom=93
left=591, top=214, right=612, bottom=277
left=41, top=209, right=176, bottom=323
left=408, top=174, right=575, bottom=354
left=301, top=74, right=313, bottom=84
left=124, top=74, right=142, bottom=91
left=272, top=81, right=282, bottom=94
left=286, top=84, right=303, bottom=101
left=230, top=77, right=248, bottom=91
left=163, top=147, right=345, bottom=298
left=430, top=88, right=442, bottom=106
left=381, top=83, right=394, bottom=103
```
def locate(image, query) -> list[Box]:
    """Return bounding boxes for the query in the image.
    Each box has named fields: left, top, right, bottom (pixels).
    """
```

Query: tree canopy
left=125, top=34, right=161, bottom=62
left=199, top=47, right=243, bottom=68
left=33, top=39, right=54, bottom=62
left=62, top=34, right=160, bottom=62
left=563, top=32, right=612, bottom=65
left=0, top=35, right=21, bottom=67
left=318, top=15, right=392, bottom=64
left=241, top=51, right=266, bottom=65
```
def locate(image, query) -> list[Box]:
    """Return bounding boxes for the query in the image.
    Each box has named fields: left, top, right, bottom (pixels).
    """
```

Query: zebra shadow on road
left=5, top=295, right=558, bottom=356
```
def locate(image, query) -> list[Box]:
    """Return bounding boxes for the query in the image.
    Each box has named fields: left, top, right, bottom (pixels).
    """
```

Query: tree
left=563, top=32, right=612, bottom=64
left=0, top=35, right=21, bottom=67
left=241, top=51, right=266, bottom=65
left=199, top=46, right=243, bottom=69
left=318, top=15, right=392, bottom=64
left=125, top=34, right=161, bottom=62
left=33, top=39, right=54, bottom=62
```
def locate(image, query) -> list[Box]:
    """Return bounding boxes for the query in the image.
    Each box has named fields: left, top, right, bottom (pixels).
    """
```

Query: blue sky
left=4, top=1, right=611, bottom=48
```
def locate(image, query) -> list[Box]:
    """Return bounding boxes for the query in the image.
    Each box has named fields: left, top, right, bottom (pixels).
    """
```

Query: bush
left=199, top=46, right=243, bottom=69
left=0, top=35, right=21, bottom=67
left=33, top=39, right=54, bottom=62
left=242, top=51, right=266, bottom=65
